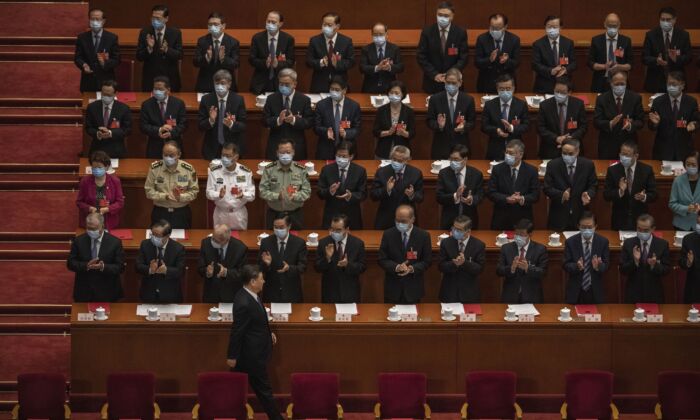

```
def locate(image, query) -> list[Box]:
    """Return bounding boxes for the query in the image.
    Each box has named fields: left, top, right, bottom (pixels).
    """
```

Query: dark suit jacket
left=620, top=236, right=671, bottom=303
left=370, top=164, right=424, bottom=230
left=649, top=93, right=700, bottom=160
left=537, top=96, right=588, bottom=159
left=248, top=30, right=295, bottom=94
left=314, top=234, right=367, bottom=303
left=193, top=33, right=240, bottom=93
left=531, top=35, right=577, bottom=93
left=258, top=234, right=307, bottom=303
left=543, top=157, right=598, bottom=231
left=306, top=33, right=355, bottom=93
left=136, top=26, right=183, bottom=91
left=313, top=96, right=362, bottom=160
left=563, top=233, right=610, bottom=304
left=496, top=241, right=549, bottom=303
left=227, top=288, right=272, bottom=373
left=481, top=97, right=530, bottom=160
left=198, top=92, right=247, bottom=160
left=67, top=232, right=125, bottom=302
left=197, top=236, right=248, bottom=303
left=438, top=236, right=486, bottom=303
left=474, top=31, right=521, bottom=93
left=262, top=91, right=314, bottom=160
left=593, top=89, right=645, bottom=159
left=139, top=95, right=188, bottom=158
left=426, top=91, right=476, bottom=159
left=360, top=41, right=404, bottom=93
left=436, top=165, right=483, bottom=229
left=372, top=103, right=416, bottom=159
left=587, top=33, right=633, bottom=92
left=135, top=239, right=186, bottom=303
left=74, top=30, right=121, bottom=92
left=604, top=161, right=658, bottom=230
left=417, top=23, right=469, bottom=93
left=317, top=162, right=367, bottom=229
left=378, top=226, right=432, bottom=303
left=487, top=162, right=541, bottom=230
left=680, top=232, right=700, bottom=303
left=85, top=99, right=132, bottom=158
left=642, top=26, right=692, bottom=93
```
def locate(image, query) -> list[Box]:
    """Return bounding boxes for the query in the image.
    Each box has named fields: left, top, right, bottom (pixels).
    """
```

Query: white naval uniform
left=206, top=160, right=255, bottom=229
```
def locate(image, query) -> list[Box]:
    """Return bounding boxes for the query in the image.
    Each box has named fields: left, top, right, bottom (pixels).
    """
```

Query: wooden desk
left=78, top=158, right=675, bottom=231
left=69, top=303, right=700, bottom=399
left=101, top=229, right=682, bottom=305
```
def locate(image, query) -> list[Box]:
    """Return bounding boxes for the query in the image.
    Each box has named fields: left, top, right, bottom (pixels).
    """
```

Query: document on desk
left=335, top=303, right=358, bottom=315
left=218, top=303, right=233, bottom=314
left=440, top=303, right=465, bottom=314
left=271, top=302, right=292, bottom=314
left=507, top=304, right=540, bottom=316
left=136, top=304, right=192, bottom=316
left=394, top=305, right=418, bottom=315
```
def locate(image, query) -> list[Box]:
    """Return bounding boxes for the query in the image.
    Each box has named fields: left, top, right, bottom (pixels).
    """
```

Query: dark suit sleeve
left=74, top=36, right=88, bottom=69
left=140, top=103, right=162, bottom=136
left=360, top=46, right=374, bottom=75
left=314, top=103, right=329, bottom=137
left=464, top=242, right=486, bottom=276
left=496, top=247, right=511, bottom=277
left=471, top=170, right=484, bottom=206
left=287, top=242, right=307, bottom=276
left=316, top=168, right=332, bottom=199
left=416, top=30, right=438, bottom=78
left=455, top=30, right=469, bottom=69
left=474, top=37, right=492, bottom=70
left=350, top=168, right=367, bottom=203
left=438, top=241, right=457, bottom=273
left=110, top=104, right=132, bottom=140
left=465, top=97, right=476, bottom=131
left=512, top=103, right=530, bottom=137
left=345, top=103, right=362, bottom=140
left=643, top=168, right=658, bottom=203
left=532, top=41, right=553, bottom=77
left=85, top=106, right=99, bottom=138
left=370, top=172, right=390, bottom=201
left=295, top=98, right=314, bottom=129
left=335, top=39, right=355, bottom=71
left=436, top=172, right=455, bottom=206
left=165, top=244, right=186, bottom=281
left=165, top=30, right=183, bottom=61
left=135, top=242, right=151, bottom=275
left=505, top=37, right=521, bottom=71
left=389, top=46, right=404, bottom=74
left=426, top=97, right=442, bottom=132
left=676, top=31, right=692, bottom=67
left=281, top=35, right=295, bottom=69
left=619, top=242, right=637, bottom=275
left=523, top=169, right=541, bottom=204
left=543, top=165, right=564, bottom=202
left=345, top=240, right=367, bottom=276
left=228, top=97, right=247, bottom=134
left=410, top=233, right=432, bottom=274
left=585, top=163, right=598, bottom=199
left=193, top=38, right=208, bottom=68
left=248, top=36, right=267, bottom=70
left=527, top=245, right=548, bottom=279
left=405, top=107, right=416, bottom=140
left=197, top=242, right=210, bottom=278
left=563, top=41, right=577, bottom=72
left=103, top=35, right=121, bottom=71
left=537, top=105, right=559, bottom=146
left=262, top=98, right=278, bottom=128
left=67, top=238, right=87, bottom=272
left=227, top=302, right=251, bottom=359
left=225, top=245, right=247, bottom=285
left=596, top=240, right=610, bottom=273
left=222, top=38, right=240, bottom=70
left=563, top=240, right=579, bottom=274
left=136, top=29, right=151, bottom=62
left=594, top=96, right=613, bottom=132
left=314, top=240, right=332, bottom=272
left=410, top=172, right=424, bottom=203
left=102, top=239, right=125, bottom=276
left=571, top=102, right=588, bottom=139
left=487, top=170, right=509, bottom=204
left=642, top=33, right=659, bottom=67
left=378, top=234, right=400, bottom=273
left=198, top=97, right=213, bottom=131
left=306, top=39, right=324, bottom=70
left=652, top=242, right=671, bottom=276
left=680, top=238, right=695, bottom=270
left=481, top=103, right=499, bottom=136
left=603, top=168, right=624, bottom=203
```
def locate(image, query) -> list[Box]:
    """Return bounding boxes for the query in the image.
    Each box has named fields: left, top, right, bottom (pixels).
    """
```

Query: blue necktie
left=334, top=102, right=341, bottom=143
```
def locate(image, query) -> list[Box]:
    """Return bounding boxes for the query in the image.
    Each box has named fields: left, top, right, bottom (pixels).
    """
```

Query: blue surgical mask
left=562, top=154, right=576, bottom=165
left=606, top=27, right=618, bottom=38
left=581, top=228, right=595, bottom=240
left=322, top=25, right=335, bottom=38
left=163, top=156, right=177, bottom=167
left=373, top=36, right=386, bottom=46
left=687, top=167, right=699, bottom=176
left=278, top=153, right=293, bottom=165
left=101, top=95, right=114, bottom=106
left=637, top=231, right=651, bottom=242
left=279, top=85, right=292, bottom=96
left=451, top=228, right=465, bottom=241
left=395, top=222, right=410, bottom=233
left=619, top=155, right=633, bottom=168
left=150, top=236, right=163, bottom=248
left=498, top=90, right=513, bottom=103
left=660, top=20, right=673, bottom=32
left=546, top=27, right=560, bottom=39
left=153, top=89, right=166, bottom=101
left=336, top=156, right=350, bottom=169
left=514, top=235, right=528, bottom=248
left=92, top=167, right=106, bottom=178
left=437, top=16, right=450, bottom=28
left=504, top=154, right=516, bottom=166
left=266, top=22, right=278, bottom=34
left=554, top=92, right=568, bottom=104
left=388, top=94, right=402, bottom=103
left=667, top=85, right=682, bottom=97
left=445, top=83, right=459, bottom=95
left=450, top=160, right=463, bottom=171
left=208, top=25, right=222, bottom=36
left=329, top=90, right=343, bottom=101
left=391, top=160, right=405, bottom=172
left=215, top=84, right=228, bottom=96
left=220, top=156, right=233, bottom=167
left=330, top=231, right=345, bottom=242
left=87, top=229, right=101, bottom=239
left=274, top=228, right=288, bottom=239
left=152, top=18, right=165, bottom=30
left=90, top=20, right=103, bottom=31
left=612, top=84, right=626, bottom=97
left=490, top=29, right=504, bottom=41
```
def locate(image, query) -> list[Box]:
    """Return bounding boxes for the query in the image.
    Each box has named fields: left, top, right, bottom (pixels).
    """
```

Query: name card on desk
left=518, top=314, right=535, bottom=322
left=647, top=314, right=664, bottom=323
left=221, top=313, right=233, bottom=322
left=335, top=313, right=352, bottom=322
left=584, top=314, right=602, bottom=322
left=272, top=313, right=289, bottom=322
left=460, top=313, right=477, bottom=322
left=401, top=314, right=418, bottom=322
left=77, top=313, right=94, bottom=321
left=160, top=313, right=176, bottom=322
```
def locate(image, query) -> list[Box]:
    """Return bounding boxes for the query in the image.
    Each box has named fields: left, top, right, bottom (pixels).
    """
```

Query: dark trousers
left=266, top=207, right=303, bottom=230
left=233, top=365, right=282, bottom=420
left=151, top=205, right=192, bottom=229
left=146, top=138, right=185, bottom=159
left=576, top=287, right=596, bottom=304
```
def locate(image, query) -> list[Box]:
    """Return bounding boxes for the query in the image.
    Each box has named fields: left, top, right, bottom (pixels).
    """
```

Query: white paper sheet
left=662, top=161, right=685, bottom=170
left=394, top=305, right=418, bottom=315
left=218, top=303, right=233, bottom=314
left=563, top=231, right=579, bottom=239
left=507, top=304, right=540, bottom=316
left=335, top=303, right=358, bottom=315
left=110, top=158, right=119, bottom=168
left=370, top=94, right=412, bottom=108
left=146, top=229, right=186, bottom=239
left=440, top=303, right=465, bottom=315
left=525, top=95, right=546, bottom=107
left=270, top=302, right=292, bottom=314
left=136, top=304, right=192, bottom=316
left=197, top=93, right=204, bottom=102
left=618, top=231, right=637, bottom=241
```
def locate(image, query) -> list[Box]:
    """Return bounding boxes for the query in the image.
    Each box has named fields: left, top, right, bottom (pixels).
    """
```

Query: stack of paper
left=218, top=303, right=233, bottom=314
left=440, top=303, right=465, bottom=315
left=335, top=303, right=358, bottom=315
left=394, top=305, right=418, bottom=315
left=525, top=95, right=546, bottom=107
left=136, top=304, right=192, bottom=316
left=480, top=95, right=498, bottom=105
left=110, top=159, right=119, bottom=168
left=618, top=231, right=637, bottom=242
left=270, top=302, right=292, bottom=314
left=507, top=304, right=540, bottom=316
left=661, top=161, right=685, bottom=171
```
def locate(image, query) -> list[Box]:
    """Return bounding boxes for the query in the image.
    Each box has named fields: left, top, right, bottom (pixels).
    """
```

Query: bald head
left=604, top=13, right=620, bottom=28
left=212, top=224, right=231, bottom=246
left=395, top=204, right=415, bottom=225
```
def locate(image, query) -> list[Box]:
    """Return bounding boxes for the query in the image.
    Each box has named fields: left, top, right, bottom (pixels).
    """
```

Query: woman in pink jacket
left=76, top=151, right=124, bottom=230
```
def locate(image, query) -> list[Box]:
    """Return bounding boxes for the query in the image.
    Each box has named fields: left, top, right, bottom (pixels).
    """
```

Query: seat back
left=17, top=373, right=67, bottom=420
left=658, top=371, right=700, bottom=420
left=466, top=371, right=516, bottom=419
left=197, top=372, right=248, bottom=420
left=378, top=372, right=427, bottom=419
left=291, top=373, right=339, bottom=419
left=565, top=370, right=613, bottom=420
left=107, top=372, right=156, bottom=420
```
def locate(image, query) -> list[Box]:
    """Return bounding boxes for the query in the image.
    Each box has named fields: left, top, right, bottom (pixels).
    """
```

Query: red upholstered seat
left=561, top=370, right=618, bottom=420
left=288, top=373, right=342, bottom=419
left=375, top=372, right=430, bottom=419
left=656, top=371, right=700, bottom=420
left=0, top=125, right=82, bottom=164
left=12, top=373, right=69, bottom=420
left=102, top=372, right=159, bottom=420
left=0, top=260, right=73, bottom=304
left=193, top=372, right=252, bottom=420
left=0, top=190, right=77, bottom=233
left=463, top=371, right=521, bottom=419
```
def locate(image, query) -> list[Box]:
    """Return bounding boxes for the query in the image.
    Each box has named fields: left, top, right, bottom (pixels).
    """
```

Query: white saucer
left=430, top=169, right=441, bottom=175
left=486, top=170, right=492, bottom=174
left=632, top=317, right=647, bottom=323
left=548, top=242, right=562, bottom=247
left=306, top=171, right=318, bottom=176
left=387, top=316, right=401, bottom=322
left=207, top=316, right=222, bottom=322
left=504, top=316, right=518, bottom=322
left=557, top=316, right=573, bottom=322
left=95, top=315, right=108, bottom=321
left=308, top=316, right=323, bottom=321
left=441, top=315, right=456, bottom=321
left=256, top=170, right=264, bottom=175
left=687, top=317, right=700, bottom=323
left=305, top=242, right=318, bottom=247
left=145, top=316, right=159, bottom=321
left=660, top=171, right=673, bottom=176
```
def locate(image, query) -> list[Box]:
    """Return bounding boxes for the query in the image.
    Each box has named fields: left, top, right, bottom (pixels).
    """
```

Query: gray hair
left=213, top=69, right=233, bottom=83
left=506, top=139, right=525, bottom=154
left=445, top=67, right=463, bottom=81
left=390, top=145, right=411, bottom=158
left=278, top=68, right=297, bottom=82
left=86, top=212, right=104, bottom=227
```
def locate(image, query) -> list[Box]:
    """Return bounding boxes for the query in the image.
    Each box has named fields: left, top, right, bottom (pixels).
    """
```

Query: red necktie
left=103, top=106, right=110, bottom=127
left=159, top=101, right=166, bottom=121
left=327, top=40, right=334, bottom=61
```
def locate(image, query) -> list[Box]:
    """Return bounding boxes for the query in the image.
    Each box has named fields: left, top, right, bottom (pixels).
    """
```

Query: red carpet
left=0, top=3, right=87, bottom=38
left=0, top=190, right=77, bottom=232
left=0, top=125, right=82, bottom=163
left=0, top=260, right=73, bottom=304
left=0, top=335, right=70, bottom=381
left=0, top=62, right=80, bottom=100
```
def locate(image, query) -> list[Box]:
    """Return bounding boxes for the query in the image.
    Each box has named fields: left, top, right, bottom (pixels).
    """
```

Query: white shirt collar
left=519, top=239, right=530, bottom=254
left=440, top=24, right=451, bottom=33
left=216, top=93, right=229, bottom=103
left=550, top=36, right=561, bottom=45
left=243, top=286, right=259, bottom=301
left=212, top=33, right=224, bottom=43
left=326, top=32, right=338, bottom=45
left=500, top=98, right=512, bottom=107
left=92, top=29, right=104, bottom=38
left=277, top=233, right=290, bottom=245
